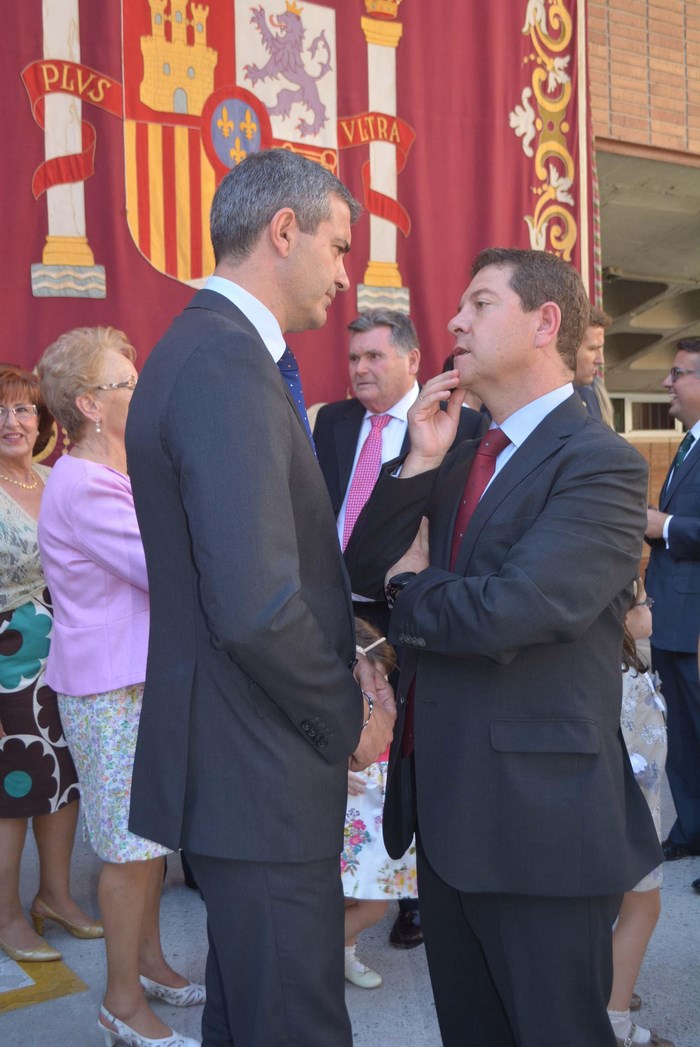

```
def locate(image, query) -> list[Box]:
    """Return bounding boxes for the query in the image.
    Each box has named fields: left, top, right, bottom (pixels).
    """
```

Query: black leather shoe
left=662, top=838, right=700, bottom=861
left=389, top=909, right=423, bottom=949
left=692, top=878, right=700, bottom=894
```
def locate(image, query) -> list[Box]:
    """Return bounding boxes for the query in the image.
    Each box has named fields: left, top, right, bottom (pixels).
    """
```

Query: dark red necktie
left=403, top=428, right=511, bottom=759
left=449, top=428, right=511, bottom=569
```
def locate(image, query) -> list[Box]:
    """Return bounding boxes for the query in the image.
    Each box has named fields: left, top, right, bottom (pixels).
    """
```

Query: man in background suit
left=575, top=303, right=611, bottom=421
left=646, top=336, right=700, bottom=862
left=126, top=149, right=394, bottom=1047
left=314, top=310, right=486, bottom=948
left=345, top=248, right=660, bottom=1046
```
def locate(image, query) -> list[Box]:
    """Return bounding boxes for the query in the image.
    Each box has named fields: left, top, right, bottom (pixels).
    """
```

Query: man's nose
left=335, top=261, right=350, bottom=292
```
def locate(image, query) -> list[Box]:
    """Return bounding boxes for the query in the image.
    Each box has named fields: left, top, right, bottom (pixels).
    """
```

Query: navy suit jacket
left=346, top=394, right=660, bottom=898
left=126, top=289, right=364, bottom=861
left=646, top=437, right=700, bottom=652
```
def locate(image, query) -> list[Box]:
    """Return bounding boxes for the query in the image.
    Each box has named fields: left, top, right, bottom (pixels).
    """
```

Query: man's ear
left=535, top=302, right=561, bottom=346
left=408, top=348, right=420, bottom=375
left=270, top=208, right=297, bottom=257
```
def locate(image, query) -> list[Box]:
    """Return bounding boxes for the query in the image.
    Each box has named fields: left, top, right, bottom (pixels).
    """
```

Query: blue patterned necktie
left=277, top=346, right=315, bottom=450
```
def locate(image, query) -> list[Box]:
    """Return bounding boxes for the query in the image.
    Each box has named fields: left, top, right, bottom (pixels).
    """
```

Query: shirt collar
left=362, top=381, right=419, bottom=423
left=205, top=275, right=286, bottom=363
left=498, top=383, right=574, bottom=449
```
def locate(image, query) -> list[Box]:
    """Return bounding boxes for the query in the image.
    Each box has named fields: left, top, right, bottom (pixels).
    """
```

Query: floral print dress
left=0, top=468, right=80, bottom=817
left=341, top=755, right=417, bottom=900
left=620, top=665, right=667, bottom=892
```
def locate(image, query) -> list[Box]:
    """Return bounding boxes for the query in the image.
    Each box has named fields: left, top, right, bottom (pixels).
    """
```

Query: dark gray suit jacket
left=646, top=437, right=700, bottom=652
left=346, top=394, right=660, bottom=897
left=126, top=289, right=363, bottom=861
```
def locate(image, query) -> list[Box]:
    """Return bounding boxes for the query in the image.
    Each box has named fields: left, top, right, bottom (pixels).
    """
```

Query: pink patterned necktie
left=341, top=414, right=392, bottom=550
left=449, top=427, right=511, bottom=569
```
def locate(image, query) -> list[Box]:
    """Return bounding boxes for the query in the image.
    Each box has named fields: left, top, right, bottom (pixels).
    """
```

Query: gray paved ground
left=2, top=779, right=698, bottom=1046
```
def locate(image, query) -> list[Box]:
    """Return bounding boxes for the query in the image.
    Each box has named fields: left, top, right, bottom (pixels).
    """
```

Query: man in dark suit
left=125, top=149, right=395, bottom=1047
left=646, top=336, right=700, bottom=862
left=314, top=310, right=486, bottom=949
left=345, top=248, right=660, bottom=1046
left=573, top=303, right=611, bottom=425
left=575, top=304, right=611, bottom=422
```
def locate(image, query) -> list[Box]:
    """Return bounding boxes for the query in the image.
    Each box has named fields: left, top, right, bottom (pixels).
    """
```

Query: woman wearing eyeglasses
left=37, top=329, right=201, bottom=1047
left=0, top=364, right=101, bottom=964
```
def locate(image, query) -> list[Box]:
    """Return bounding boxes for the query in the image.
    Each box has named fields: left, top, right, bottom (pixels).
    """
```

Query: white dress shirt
left=205, top=275, right=285, bottom=362
left=484, top=383, right=574, bottom=495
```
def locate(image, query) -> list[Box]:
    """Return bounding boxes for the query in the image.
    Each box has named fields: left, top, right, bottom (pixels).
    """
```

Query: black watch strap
left=385, top=571, right=417, bottom=609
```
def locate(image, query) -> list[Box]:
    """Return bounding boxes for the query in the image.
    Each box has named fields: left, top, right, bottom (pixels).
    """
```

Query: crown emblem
left=286, top=1, right=303, bottom=14
left=364, top=0, right=402, bottom=16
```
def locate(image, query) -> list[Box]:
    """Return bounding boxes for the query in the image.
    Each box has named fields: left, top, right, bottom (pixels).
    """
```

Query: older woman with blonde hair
left=37, top=328, right=202, bottom=1047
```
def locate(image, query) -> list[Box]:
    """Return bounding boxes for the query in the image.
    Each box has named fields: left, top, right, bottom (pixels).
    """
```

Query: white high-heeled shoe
left=98, top=1004, right=201, bottom=1046
left=140, top=975, right=206, bottom=1007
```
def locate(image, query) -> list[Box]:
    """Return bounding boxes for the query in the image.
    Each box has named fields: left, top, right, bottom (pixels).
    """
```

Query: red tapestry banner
left=1, top=0, right=595, bottom=406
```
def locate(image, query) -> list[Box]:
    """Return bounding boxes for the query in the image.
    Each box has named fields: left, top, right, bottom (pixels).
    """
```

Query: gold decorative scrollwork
left=509, top=0, right=578, bottom=259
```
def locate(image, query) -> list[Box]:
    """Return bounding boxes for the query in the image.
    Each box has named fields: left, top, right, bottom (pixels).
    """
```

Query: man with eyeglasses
left=646, top=336, right=700, bottom=862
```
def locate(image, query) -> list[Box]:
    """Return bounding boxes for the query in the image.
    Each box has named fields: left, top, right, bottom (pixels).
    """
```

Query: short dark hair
left=0, top=364, right=54, bottom=456
left=589, top=304, right=612, bottom=329
left=677, top=337, right=700, bottom=354
left=210, top=149, right=362, bottom=265
left=472, top=248, right=589, bottom=369
left=347, top=309, right=419, bottom=355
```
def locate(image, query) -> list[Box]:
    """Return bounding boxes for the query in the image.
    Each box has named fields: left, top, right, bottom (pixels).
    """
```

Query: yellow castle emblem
left=140, top=0, right=217, bottom=116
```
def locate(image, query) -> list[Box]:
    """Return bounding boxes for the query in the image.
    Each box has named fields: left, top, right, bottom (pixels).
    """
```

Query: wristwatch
left=385, top=571, right=417, bottom=609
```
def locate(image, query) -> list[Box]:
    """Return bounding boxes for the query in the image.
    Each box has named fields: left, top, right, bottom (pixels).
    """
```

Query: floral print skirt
left=0, top=594, right=80, bottom=818
left=621, top=667, right=667, bottom=892
left=58, top=684, right=170, bottom=864
left=341, top=759, right=417, bottom=900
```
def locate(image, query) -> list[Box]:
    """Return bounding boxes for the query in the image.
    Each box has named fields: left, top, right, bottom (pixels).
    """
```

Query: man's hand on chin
left=401, top=371, right=466, bottom=477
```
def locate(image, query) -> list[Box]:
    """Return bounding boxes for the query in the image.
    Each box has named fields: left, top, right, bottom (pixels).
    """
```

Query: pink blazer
left=38, top=455, right=149, bottom=696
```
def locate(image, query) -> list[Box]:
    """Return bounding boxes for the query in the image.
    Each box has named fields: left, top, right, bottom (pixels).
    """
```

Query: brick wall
left=589, top=0, right=700, bottom=154
left=627, top=434, right=682, bottom=503
left=626, top=434, right=681, bottom=572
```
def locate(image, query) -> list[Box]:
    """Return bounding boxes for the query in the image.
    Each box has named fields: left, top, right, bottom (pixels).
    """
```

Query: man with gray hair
left=126, top=149, right=395, bottom=1047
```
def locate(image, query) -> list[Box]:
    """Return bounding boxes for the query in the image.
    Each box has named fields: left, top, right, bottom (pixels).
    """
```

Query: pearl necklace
left=0, top=469, right=39, bottom=490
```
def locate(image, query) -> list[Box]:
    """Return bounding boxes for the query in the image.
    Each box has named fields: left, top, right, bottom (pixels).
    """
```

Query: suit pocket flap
left=490, top=719, right=600, bottom=754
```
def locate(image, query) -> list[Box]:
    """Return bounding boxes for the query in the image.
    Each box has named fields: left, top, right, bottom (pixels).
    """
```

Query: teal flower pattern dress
left=0, top=467, right=80, bottom=817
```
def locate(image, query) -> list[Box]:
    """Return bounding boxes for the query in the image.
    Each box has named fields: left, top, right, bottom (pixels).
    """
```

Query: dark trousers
left=185, top=851, right=352, bottom=1047
left=651, top=645, right=700, bottom=848
left=417, top=842, right=620, bottom=1047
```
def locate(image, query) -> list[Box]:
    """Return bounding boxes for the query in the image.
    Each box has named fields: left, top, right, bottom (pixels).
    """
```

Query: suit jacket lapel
left=430, top=440, right=480, bottom=567
left=449, top=395, right=587, bottom=574
left=186, top=289, right=313, bottom=445
left=661, top=443, right=700, bottom=507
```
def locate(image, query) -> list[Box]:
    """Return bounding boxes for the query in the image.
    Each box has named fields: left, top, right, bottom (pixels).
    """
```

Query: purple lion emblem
left=244, top=3, right=332, bottom=137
